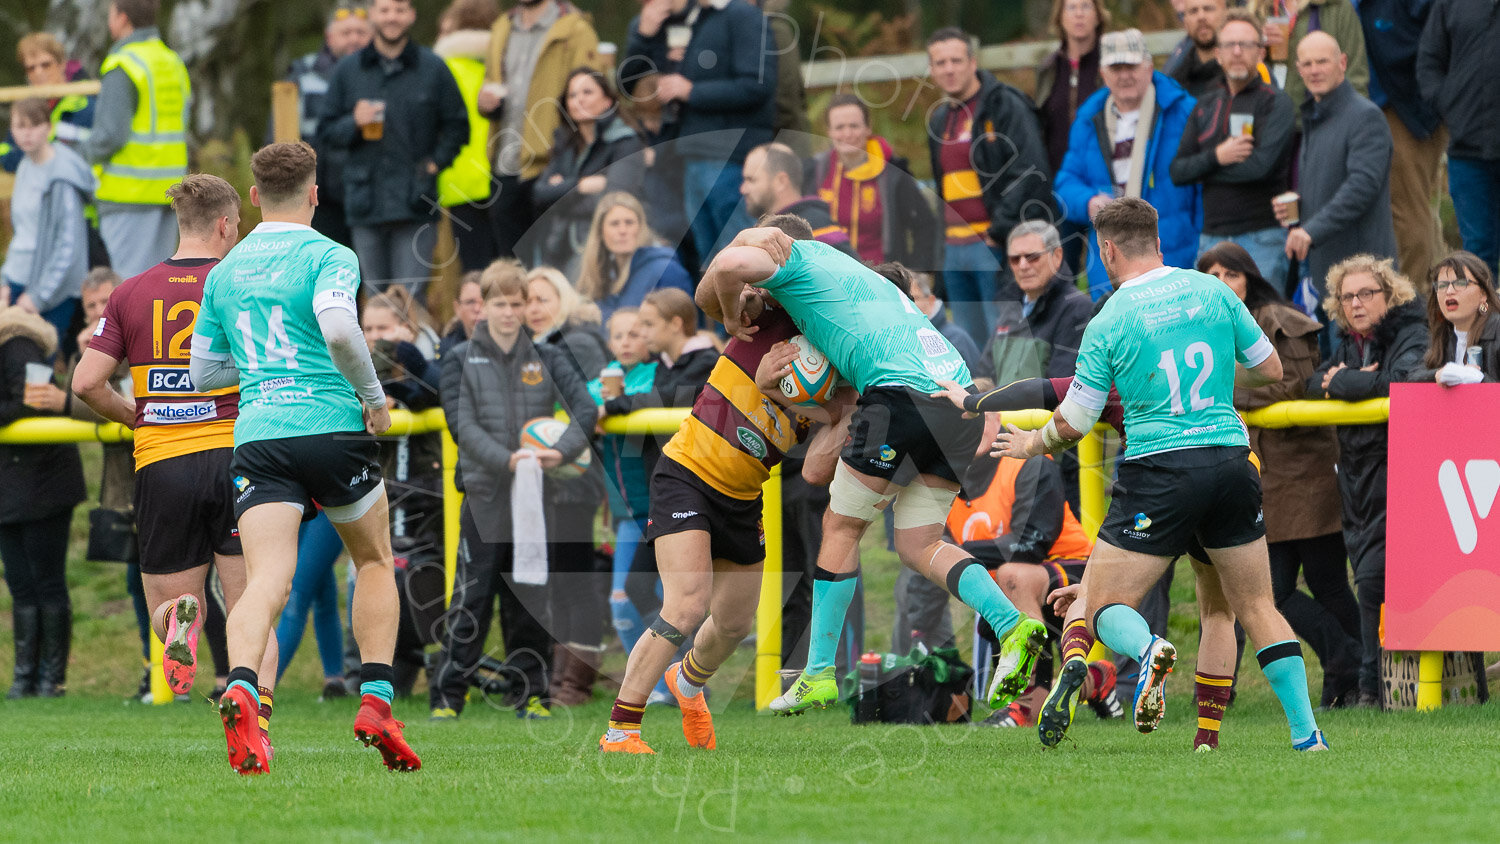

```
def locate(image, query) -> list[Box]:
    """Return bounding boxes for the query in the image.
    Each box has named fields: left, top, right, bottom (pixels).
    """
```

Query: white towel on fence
left=511, top=452, right=548, bottom=585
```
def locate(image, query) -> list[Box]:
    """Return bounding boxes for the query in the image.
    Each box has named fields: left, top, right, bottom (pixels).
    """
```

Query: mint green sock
left=953, top=563, right=1021, bottom=638
left=1094, top=603, right=1154, bottom=663
left=1258, top=641, right=1319, bottom=743
left=806, top=570, right=858, bottom=674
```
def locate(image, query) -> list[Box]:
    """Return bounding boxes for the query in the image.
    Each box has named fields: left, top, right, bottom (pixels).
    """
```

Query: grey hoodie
left=2, top=144, right=94, bottom=312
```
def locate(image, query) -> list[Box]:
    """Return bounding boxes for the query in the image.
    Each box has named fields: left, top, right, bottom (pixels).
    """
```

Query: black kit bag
left=847, top=647, right=974, bottom=725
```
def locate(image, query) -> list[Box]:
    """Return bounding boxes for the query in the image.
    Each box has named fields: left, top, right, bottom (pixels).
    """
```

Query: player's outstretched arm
left=71, top=347, right=136, bottom=426
left=696, top=246, right=781, bottom=339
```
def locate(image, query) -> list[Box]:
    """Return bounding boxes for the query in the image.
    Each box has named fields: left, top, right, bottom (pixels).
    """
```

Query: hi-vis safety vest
left=438, top=54, right=493, bottom=208
left=945, top=456, right=1094, bottom=562
left=97, top=38, right=189, bottom=205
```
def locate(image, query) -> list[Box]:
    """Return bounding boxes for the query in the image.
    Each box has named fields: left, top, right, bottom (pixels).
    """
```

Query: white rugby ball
left=779, top=335, right=839, bottom=406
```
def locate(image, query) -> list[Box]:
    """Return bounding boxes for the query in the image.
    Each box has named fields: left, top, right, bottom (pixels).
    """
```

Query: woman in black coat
left=0, top=308, right=85, bottom=698
left=1307, top=255, right=1428, bottom=708
left=531, top=68, right=646, bottom=275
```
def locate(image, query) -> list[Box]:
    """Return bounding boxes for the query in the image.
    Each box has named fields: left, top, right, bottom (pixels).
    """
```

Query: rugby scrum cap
left=1101, top=29, right=1150, bottom=66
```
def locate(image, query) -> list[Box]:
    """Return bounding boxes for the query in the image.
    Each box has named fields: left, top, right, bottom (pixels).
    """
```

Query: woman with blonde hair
left=1308, top=254, right=1427, bottom=708
left=575, top=192, right=693, bottom=325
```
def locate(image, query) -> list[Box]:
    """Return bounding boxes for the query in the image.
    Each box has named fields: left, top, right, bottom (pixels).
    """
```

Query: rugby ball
left=779, top=335, right=839, bottom=406
left=519, top=416, right=592, bottom=479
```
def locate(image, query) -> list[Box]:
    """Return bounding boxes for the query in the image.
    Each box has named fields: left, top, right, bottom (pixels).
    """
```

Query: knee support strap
left=647, top=617, right=686, bottom=646
left=893, top=482, right=959, bottom=530
left=827, top=462, right=897, bottom=522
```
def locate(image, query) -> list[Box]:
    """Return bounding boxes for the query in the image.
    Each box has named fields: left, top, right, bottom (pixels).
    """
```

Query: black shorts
left=840, top=386, right=983, bottom=487
left=1098, top=446, right=1265, bottom=558
left=645, top=458, right=765, bottom=567
left=134, top=448, right=242, bottom=575
left=230, top=431, right=383, bottom=522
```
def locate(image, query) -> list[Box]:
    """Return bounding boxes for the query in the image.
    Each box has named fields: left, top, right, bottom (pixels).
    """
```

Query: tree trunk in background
left=1025, top=0, right=1053, bottom=39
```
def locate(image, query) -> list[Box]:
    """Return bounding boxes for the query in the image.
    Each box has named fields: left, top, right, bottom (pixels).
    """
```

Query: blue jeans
left=1199, top=228, right=1289, bottom=294
left=942, top=240, right=1004, bottom=352
left=1448, top=156, right=1500, bottom=278
left=274, top=511, right=346, bottom=681
left=684, top=159, right=752, bottom=269
left=610, top=517, right=647, bottom=655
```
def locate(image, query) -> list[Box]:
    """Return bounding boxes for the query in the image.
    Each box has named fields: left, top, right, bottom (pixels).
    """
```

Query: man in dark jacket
left=1360, top=0, right=1446, bottom=284
left=1171, top=12, right=1295, bottom=291
left=1163, top=0, right=1228, bottom=99
left=1418, top=0, right=1500, bottom=278
left=620, top=0, right=777, bottom=267
left=282, top=3, right=372, bottom=248
left=318, top=0, right=468, bottom=303
left=926, top=27, right=1055, bottom=349
left=740, top=142, right=856, bottom=258
left=1279, top=32, right=1396, bottom=310
left=429, top=268, right=597, bottom=720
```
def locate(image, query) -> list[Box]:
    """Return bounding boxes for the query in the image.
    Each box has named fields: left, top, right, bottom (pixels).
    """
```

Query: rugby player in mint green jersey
left=189, top=142, right=420, bottom=774
left=993, top=198, right=1326, bottom=752
left=697, top=216, right=1048, bottom=717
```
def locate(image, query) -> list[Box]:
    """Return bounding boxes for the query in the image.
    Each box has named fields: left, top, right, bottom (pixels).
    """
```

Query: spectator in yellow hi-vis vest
left=81, top=0, right=189, bottom=279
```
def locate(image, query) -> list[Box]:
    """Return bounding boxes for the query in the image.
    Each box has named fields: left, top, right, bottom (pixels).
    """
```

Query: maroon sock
left=1194, top=672, right=1234, bottom=749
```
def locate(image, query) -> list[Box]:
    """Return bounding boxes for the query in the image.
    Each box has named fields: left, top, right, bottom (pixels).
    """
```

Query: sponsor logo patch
left=737, top=426, right=767, bottom=459
left=146, top=367, right=196, bottom=393
left=142, top=400, right=216, bottom=425
left=672, top=511, right=700, bottom=520
left=261, top=376, right=295, bottom=391
left=234, top=476, right=250, bottom=492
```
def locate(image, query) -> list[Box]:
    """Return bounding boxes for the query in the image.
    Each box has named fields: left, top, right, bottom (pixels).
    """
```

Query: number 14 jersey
left=1068, top=266, right=1274, bottom=460
left=192, top=222, right=364, bottom=445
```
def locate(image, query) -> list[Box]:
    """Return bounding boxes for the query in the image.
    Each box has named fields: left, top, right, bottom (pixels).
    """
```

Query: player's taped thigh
left=893, top=481, right=959, bottom=530
left=323, top=485, right=383, bottom=524
left=828, top=461, right=896, bottom=522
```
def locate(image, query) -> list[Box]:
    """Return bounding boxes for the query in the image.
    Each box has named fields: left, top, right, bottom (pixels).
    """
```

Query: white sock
left=605, top=727, right=636, bottom=742
left=676, top=665, right=704, bottom=698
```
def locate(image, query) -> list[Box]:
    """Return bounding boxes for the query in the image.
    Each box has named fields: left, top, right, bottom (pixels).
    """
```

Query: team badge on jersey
left=521, top=361, right=544, bottom=386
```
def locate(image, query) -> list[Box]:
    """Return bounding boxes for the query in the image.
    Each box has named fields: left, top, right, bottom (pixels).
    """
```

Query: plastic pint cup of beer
left=360, top=99, right=386, bottom=141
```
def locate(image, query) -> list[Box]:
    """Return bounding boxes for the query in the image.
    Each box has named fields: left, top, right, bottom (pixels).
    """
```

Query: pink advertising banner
left=1386, top=383, right=1500, bottom=650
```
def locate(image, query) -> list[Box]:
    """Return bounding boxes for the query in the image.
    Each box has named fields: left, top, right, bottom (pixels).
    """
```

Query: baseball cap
left=1101, top=29, right=1150, bottom=66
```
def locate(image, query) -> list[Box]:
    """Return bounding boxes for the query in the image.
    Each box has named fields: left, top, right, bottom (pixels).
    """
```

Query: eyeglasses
left=1433, top=278, right=1474, bottom=292
left=334, top=7, right=367, bottom=20
left=1218, top=40, right=1261, bottom=53
left=1339, top=288, right=1383, bottom=305
left=1008, top=251, right=1049, bottom=267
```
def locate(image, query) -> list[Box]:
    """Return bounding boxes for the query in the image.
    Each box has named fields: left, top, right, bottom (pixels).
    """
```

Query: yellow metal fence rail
left=6, top=398, right=1445, bottom=711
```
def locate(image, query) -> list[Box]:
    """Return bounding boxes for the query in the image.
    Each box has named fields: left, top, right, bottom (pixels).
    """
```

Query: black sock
left=361, top=662, right=395, bottom=686
left=226, top=666, right=258, bottom=692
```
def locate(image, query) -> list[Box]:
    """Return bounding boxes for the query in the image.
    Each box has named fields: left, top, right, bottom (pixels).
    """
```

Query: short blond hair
left=1322, top=254, right=1417, bottom=333
left=17, top=33, right=64, bottom=66
left=165, top=174, right=241, bottom=236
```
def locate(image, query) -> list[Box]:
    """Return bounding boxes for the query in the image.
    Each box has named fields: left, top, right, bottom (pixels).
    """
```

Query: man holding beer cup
left=318, top=0, right=469, bottom=305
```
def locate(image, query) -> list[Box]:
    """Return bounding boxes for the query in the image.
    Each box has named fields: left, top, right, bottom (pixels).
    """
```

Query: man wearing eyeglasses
left=1171, top=12, right=1295, bottom=294
left=1274, top=31, right=1395, bottom=308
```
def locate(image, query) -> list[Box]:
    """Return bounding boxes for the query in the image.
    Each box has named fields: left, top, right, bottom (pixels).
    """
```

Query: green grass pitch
left=2, top=684, right=1497, bottom=842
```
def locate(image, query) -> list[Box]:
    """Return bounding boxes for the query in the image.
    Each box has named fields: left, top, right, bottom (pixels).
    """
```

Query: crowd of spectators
left=2, top=0, right=1498, bottom=712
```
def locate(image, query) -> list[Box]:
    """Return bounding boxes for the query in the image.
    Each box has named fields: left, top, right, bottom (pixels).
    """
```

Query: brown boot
left=548, top=642, right=599, bottom=706
left=547, top=643, right=582, bottom=705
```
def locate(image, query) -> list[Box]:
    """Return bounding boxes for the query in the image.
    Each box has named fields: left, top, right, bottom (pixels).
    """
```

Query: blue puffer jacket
left=1054, top=72, right=1201, bottom=298
left=595, top=245, right=695, bottom=327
